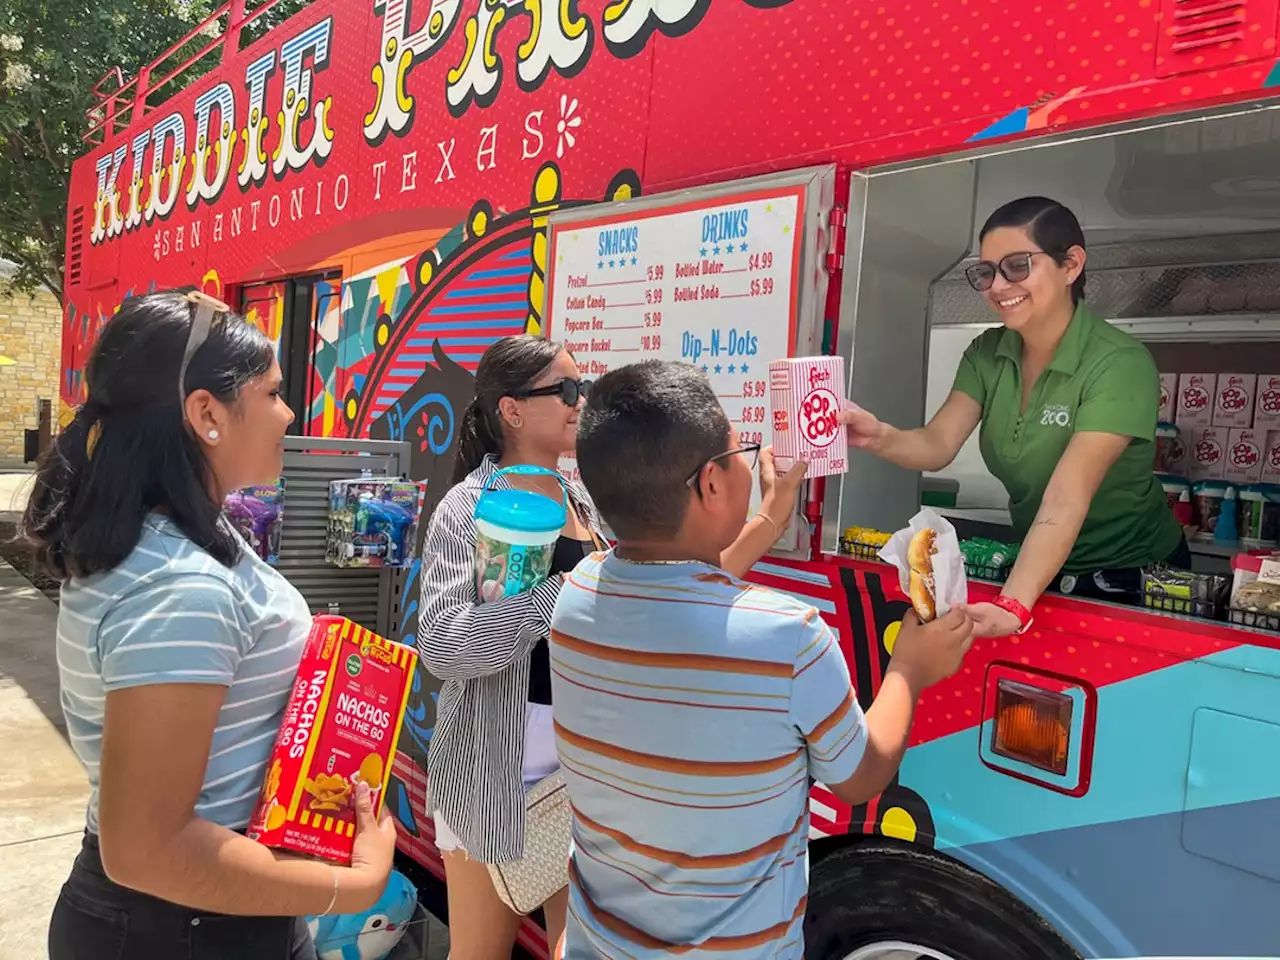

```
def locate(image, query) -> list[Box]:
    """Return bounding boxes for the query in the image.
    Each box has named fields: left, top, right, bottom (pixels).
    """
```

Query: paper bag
left=877, top=507, right=968, bottom=618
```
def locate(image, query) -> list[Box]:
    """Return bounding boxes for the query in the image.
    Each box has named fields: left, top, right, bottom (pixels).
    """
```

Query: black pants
left=1046, top=536, right=1193, bottom=607
left=48, top=832, right=317, bottom=960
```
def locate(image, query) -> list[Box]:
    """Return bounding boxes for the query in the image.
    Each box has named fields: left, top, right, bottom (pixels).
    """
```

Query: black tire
left=805, top=839, right=1082, bottom=960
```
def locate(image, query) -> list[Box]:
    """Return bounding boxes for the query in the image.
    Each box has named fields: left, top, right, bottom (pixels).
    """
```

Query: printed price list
left=550, top=193, right=801, bottom=455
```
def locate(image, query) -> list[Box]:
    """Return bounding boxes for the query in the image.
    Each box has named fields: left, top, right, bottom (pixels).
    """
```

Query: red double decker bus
left=69, top=2, right=1280, bottom=957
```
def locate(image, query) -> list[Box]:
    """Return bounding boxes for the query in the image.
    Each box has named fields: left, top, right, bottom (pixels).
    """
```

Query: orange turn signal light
left=991, top=680, right=1072, bottom=776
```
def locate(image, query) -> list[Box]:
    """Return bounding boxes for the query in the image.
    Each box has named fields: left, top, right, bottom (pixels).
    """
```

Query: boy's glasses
left=512, top=377, right=592, bottom=408
left=685, top=443, right=762, bottom=489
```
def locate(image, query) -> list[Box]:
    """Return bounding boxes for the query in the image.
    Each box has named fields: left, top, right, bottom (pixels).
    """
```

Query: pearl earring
left=207, top=429, right=220, bottom=441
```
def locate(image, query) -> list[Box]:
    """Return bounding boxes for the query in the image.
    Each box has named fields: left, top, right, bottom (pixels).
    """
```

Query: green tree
left=0, top=0, right=310, bottom=303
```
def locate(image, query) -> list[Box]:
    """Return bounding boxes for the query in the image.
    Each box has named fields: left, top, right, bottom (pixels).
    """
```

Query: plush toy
left=307, top=869, right=418, bottom=960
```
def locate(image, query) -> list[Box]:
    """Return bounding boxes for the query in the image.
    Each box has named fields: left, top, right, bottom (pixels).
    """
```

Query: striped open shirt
left=417, top=455, right=601, bottom=863
left=58, top=514, right=311, bottom=832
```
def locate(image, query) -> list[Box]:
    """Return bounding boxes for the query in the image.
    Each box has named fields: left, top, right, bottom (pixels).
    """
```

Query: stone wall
left=0, top=287, right=61, bottom=467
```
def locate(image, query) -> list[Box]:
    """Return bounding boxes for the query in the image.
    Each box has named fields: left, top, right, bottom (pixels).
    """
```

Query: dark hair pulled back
left=451, top=335, right=562, bottom=484
left=980, top=196, right=1088, bottom=305
left=22, top=290, right=276, bottom=579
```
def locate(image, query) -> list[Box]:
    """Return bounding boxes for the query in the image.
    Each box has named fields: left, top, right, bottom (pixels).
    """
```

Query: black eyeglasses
left=511, top=377, right=592, bottom=407
left=685, top=443, right=762, bottom=489
left=964, top=251, right=1049, bottom=292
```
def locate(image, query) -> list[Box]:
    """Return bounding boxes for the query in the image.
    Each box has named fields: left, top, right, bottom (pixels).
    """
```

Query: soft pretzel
left=907, top=527, right=937, bottom=622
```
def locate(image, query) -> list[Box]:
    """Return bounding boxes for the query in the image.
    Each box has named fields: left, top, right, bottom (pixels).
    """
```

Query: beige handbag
left=486, top=770, right=571, bottom=914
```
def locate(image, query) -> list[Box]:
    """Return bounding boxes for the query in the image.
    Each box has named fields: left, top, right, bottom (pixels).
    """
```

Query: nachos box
left=247, top=616, right=416, bottom=864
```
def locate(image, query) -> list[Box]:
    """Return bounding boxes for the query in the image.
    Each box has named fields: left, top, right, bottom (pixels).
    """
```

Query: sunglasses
left=964, top=251, right=1049, bottom=292
left=685, top=443, right=762, bottom=489
left=177, top=290, right=232, bottom=414
left=511, top=377, right=592, bottom=407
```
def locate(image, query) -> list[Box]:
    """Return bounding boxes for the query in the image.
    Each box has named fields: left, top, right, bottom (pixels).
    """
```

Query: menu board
left=545, top=185, right=807, bottom=530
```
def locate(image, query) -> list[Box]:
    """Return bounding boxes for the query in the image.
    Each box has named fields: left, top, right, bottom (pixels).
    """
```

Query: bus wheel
left=805, top=839, right=1081, bottom=960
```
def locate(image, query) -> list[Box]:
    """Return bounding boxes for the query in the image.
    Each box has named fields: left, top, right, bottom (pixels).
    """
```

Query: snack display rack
left=1140, top=568, right=1229, bottom=621
left=275, top=436, right=415, bottom=640
left=964, top=562, right=1011, bottom=584
left=1228, top=608, right=1280, bottom=632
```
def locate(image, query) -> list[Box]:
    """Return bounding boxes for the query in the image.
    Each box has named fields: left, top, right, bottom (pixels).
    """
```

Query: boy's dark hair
left=22, top=290, right=275, bottom=580
left=576, top=360, right=730, bottom=539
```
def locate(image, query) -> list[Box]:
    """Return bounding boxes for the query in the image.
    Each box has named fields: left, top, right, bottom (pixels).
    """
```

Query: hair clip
left=183, top=290, right=232, bottom=313
left=85, top=420, right=102, bottom=459
left=178, top=292, right=229, bottom=409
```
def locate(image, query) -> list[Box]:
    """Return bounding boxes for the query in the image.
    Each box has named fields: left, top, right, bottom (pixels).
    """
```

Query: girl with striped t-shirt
left=27, top=292, right=397, bottom=960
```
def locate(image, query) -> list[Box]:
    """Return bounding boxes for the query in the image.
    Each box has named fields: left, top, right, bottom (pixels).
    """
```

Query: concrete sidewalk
left=0, top=554, right=449, bottom=959
left=0, top=471, right=34, bottom=519
left=0, top=559, right=87, bottom=958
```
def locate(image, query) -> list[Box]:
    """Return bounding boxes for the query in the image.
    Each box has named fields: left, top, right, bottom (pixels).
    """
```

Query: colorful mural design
left=240, top=279, right=286, bottom=348
left=966, top=87, right=1088, bottom=144
left=756, top=558, right=1280, bottom=958
left=306, top=276, right=342, bottom=436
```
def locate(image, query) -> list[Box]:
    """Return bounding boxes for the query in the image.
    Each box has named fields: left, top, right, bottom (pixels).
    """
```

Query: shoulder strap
left=564, top=487, right=606, bottom=552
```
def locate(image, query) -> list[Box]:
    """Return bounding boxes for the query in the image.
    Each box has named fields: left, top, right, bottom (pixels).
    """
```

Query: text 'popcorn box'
left=1186, top=426, right=1228, bottom=481
left=1262, top=431, right=1280, bottom=485
left=768, top=356, right=848, bottom=479
left=1176, top=373, right=1217, bottom=428
left=1254, top=376, right=1280, bottom=430
left=1226, top=429, right=1265, bottom=485
left=1213, top=373, right=1257, bottom=429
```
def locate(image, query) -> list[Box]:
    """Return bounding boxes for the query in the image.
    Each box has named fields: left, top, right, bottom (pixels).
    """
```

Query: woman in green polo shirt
left=840, top=196, right=1186, bottom=638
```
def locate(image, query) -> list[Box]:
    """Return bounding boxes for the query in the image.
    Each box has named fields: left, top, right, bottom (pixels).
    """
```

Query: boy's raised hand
left=758, top=445, right=807, bottom=511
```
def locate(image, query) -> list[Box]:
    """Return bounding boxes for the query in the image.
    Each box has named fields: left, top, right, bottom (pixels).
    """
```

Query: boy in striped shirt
left=551, top=360, right=974, bottom=958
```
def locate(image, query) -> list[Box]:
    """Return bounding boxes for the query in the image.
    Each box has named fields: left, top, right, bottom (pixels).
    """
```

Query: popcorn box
left=1212, top=373, right=1257, bottom=428
left=1163, top=429, right=1190, bottom=476
left=1176, top=373, right=1217, bottom=428
left=1262, top=431, right=1280, bottom=485
left=768, top=356, right=848, bottom=479
left=1186, top=427, right=1228, bottom=481
left=1157, top=373, right=1177, bottom=423
left=1225, top=429, right=1266, bottom=485
left=247, top=616, right=416, bottom=864
left=1254, top=375, right=1280, bottom=430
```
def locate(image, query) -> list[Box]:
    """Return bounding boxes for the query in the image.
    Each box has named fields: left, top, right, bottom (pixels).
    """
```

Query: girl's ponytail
left=22, top=406, right=97, bottom=579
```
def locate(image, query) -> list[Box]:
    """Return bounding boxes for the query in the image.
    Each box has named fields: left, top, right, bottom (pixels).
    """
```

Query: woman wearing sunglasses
left=840, top=196, right=1184, bottom=637
left=417, top=335, right=806, bottom=958
left=30, top=291, right=398, bottom=959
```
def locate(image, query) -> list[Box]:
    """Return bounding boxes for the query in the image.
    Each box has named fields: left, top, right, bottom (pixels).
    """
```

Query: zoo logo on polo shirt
left=1039, top=403, right=1073, bottom=428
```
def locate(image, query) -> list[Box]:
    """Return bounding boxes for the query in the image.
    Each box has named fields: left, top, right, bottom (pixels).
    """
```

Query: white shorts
left=433, top=702, right=559, bottom=854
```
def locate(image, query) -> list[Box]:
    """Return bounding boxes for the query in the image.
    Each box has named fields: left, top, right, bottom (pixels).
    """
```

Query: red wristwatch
left=992, top=595, right=1034, bottom=635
